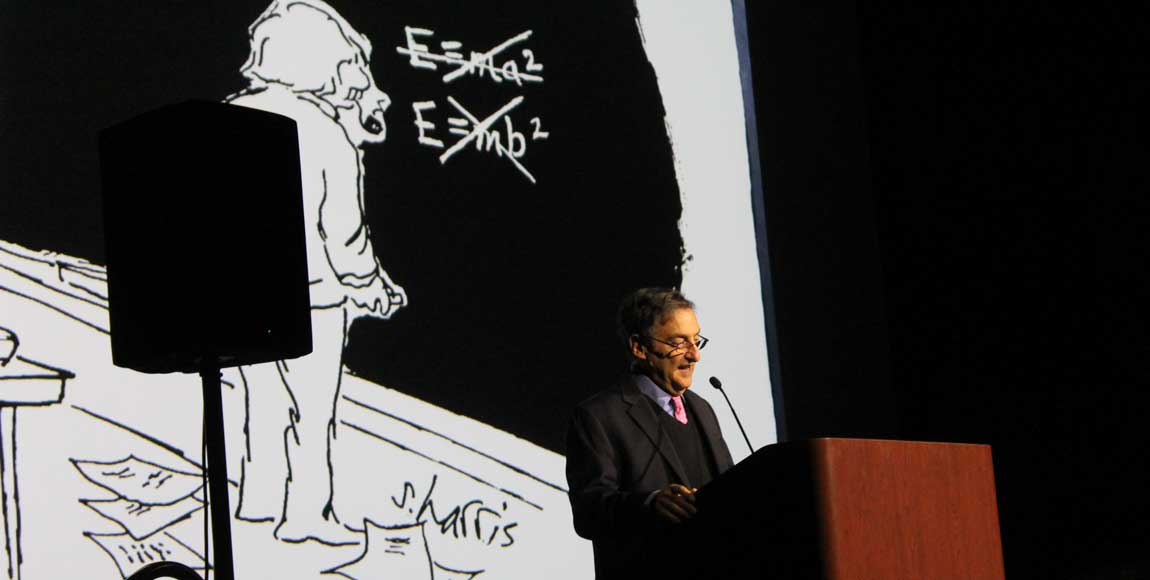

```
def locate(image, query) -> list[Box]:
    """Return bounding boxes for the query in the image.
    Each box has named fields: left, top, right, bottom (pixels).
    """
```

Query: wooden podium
left=682, top=438, right=1005, bottom=579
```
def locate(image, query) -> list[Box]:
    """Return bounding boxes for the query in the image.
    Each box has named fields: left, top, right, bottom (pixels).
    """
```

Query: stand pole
left=200, top=364, right=235, bottom=580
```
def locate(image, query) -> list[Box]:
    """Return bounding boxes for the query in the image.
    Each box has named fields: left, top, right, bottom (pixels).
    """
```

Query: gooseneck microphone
left=709, top=376, right=755, bottom=455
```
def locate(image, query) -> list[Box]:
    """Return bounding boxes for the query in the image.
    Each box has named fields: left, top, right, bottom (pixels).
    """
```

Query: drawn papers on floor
left=72, top=455, right=207, bottom=577
left=72, top=455, right=203, bottom=505
left=86, top=531, right=207, bottom=579
left=81, top=494, right=204, bottom=540
left=326, top=520, right=482, bottom=580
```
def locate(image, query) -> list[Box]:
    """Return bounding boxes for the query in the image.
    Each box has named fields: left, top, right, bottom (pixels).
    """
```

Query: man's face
left=333, top=50, right=391, bottom=147
left=631, top=307, right=702, bottom=397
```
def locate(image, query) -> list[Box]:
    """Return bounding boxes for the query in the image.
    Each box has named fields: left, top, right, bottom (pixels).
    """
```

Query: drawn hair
left=240, top=0, right=373, bottom=95
left=616, top=287, right=694, bottom=369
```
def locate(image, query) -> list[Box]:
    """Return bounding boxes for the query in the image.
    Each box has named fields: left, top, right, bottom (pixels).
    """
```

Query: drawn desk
left=0, top=356, right=72, bottom=580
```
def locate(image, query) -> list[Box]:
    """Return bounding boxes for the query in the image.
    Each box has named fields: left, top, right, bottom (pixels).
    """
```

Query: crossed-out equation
left=399, top=27, right=549, bottom=184
left=413, top=96, right=548, bottom=184
left=398, top=27, right=543, bottom=85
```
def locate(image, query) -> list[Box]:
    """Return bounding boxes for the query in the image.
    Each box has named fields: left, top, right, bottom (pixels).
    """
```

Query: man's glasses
left=641, top=335, right=709, bottom=357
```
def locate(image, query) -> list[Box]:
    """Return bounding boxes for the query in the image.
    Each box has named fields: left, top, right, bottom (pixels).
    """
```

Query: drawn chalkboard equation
left=413, top=96, right=548, bottom=184
left=398, top=27, right=544, bottom=86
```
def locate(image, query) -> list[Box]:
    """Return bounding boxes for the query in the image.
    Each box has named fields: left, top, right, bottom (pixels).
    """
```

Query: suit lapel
left=620, top=375, right=689, bottom=485
left=685, top=391, right=734, bottom=472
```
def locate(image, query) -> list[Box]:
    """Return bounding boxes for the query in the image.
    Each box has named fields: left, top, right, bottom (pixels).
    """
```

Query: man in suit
left=566, top=287, right=735, bottom=579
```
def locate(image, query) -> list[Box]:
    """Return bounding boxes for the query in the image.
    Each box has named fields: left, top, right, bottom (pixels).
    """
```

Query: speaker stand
left=125, top=363, right=235, bottom=580
left=200, top=363, right=236, bottom=580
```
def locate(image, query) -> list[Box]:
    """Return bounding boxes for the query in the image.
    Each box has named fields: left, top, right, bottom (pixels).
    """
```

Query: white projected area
left=0, top=1, right=773, bottom=579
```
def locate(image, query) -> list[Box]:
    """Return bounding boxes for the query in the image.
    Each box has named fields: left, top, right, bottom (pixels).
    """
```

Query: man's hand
left=651, top=483, right=698, bottom=524
left=345, top=270, right=407, bottom=320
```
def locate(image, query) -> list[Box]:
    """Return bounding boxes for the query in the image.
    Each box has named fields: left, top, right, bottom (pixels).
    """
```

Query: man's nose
left=684, top=343, right=701, bottom=362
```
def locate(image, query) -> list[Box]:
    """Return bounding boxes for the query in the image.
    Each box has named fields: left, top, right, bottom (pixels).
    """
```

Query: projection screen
left=0, top=1, right=775, bottom=578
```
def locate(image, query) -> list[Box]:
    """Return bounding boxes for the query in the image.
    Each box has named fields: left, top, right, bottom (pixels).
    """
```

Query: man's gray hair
left=616, top=287, right=694, bottom=369
left=240, top=0, right=372, bottom=95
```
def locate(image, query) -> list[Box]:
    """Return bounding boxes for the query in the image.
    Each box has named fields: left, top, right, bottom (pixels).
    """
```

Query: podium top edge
left=801, top=437, right=993, bottom=450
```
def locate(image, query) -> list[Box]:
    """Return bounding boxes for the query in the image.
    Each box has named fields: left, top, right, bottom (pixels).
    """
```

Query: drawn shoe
left=274, top=517, right=364, bottom=546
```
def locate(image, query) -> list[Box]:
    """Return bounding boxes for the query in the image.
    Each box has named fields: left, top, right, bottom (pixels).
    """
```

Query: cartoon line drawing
left=398, top=27, right=544, bottom=86
left=85, top=531, right=207, bottom=580
left=412, top=96, right=545, bottom=184
left=0, top=1, right=607, bottom=576
left=0, top=241, right=109, bottom=334
left=1, top=326, right=18, bottom=366
left=0, top=322, right=73, bottom=580
left=326, top=519, right=483, bottom=580
left=342, top=392, right=566, bottom=501
left=441, top=96, right=534, bottom=182
left=67, top=408, right=211, bottom=579
left=223, top=0, right=407, bottom=545
left=403, top=25, right=549, bottom=185
left=72, top=454, right=208, bottom=578
left=384, top=474, right=518, bottom=548
left=72, top=455, right=204, bottom=540
left=1, top=230, right=569, bottom=578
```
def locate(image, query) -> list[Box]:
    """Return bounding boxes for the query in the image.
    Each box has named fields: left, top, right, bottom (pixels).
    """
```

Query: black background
left=746, top=1, right=1148, bottom=578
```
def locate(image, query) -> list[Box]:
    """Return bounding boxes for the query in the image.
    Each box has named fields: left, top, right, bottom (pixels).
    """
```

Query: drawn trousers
left=236, top=305, right=348, bottom=534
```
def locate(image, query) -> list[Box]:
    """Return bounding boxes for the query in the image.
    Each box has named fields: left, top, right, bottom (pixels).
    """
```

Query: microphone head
left=708, top=376, right=722, bottom=389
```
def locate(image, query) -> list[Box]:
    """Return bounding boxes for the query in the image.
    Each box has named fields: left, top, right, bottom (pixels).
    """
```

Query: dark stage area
left=746, top=1, right=1147, bottom=578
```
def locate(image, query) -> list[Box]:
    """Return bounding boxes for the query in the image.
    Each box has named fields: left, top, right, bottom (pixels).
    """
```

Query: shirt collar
left=635, top=373, right=677, bottom=417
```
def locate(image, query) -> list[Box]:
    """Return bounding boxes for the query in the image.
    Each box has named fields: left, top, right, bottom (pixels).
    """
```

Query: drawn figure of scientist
left=225, top=0, right=406, bottom=544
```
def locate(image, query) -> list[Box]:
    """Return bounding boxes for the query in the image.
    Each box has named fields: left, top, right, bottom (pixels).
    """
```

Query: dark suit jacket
left=566, top=373, right=735, bottom=579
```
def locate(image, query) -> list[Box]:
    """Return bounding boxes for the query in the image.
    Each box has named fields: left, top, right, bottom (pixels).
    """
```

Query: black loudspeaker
left=99, top=100, right=312, bottom=373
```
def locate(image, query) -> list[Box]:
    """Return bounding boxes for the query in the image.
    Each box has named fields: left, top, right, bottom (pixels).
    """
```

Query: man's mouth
left=363, top=117, right=383, bottom=135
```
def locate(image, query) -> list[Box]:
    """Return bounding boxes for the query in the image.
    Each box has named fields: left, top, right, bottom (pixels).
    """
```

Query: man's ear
left=629, top=335, right=648, bottom=361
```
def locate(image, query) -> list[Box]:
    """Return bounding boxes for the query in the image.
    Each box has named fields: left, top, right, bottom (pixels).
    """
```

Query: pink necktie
left=671, top=396, right=688, bottom=424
